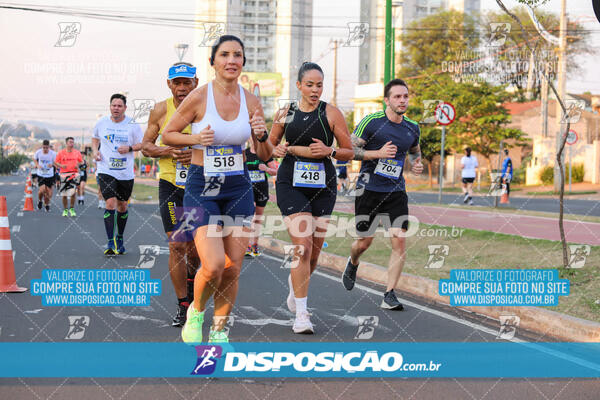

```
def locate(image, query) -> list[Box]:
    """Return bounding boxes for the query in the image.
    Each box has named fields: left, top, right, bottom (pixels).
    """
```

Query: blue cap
left=168, top=64, right=196, bottom=79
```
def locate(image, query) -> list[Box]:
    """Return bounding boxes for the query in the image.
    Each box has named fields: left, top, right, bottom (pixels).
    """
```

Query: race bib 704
left=375, top=158, right=403, bottom=179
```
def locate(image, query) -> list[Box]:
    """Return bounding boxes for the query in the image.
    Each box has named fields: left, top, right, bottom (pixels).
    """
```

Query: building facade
left=193, top=0, right=312, bottom=116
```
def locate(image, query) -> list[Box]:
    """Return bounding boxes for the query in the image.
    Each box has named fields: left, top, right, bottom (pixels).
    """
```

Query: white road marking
left=262, top=252, right=600, bottom=372
left=235, top=317, right=293, bottom=327
left=11, top=225, right=20, bottom=233
left=110, top=312, right=166, bottom=325
left=24, top=309, right=43, bottom=314
left=259, top=253, right=512, bottom=341
left=17, top=212, right=23, bottom=217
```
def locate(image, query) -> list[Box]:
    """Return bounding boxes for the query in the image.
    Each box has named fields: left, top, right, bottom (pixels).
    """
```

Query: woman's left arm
left=247, top=94, right=273, bottom=162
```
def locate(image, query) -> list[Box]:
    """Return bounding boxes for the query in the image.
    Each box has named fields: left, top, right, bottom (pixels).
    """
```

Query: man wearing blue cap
left=141, top=62, right=200, bottom=326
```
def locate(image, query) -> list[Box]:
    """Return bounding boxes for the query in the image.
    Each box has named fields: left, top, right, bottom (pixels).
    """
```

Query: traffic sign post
left=566, top=130, right=577, bottom=192
left=435, top=102, right=456, bottom=203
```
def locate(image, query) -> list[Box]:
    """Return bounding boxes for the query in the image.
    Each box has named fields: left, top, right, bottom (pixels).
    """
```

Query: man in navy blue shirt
left=342, top=79, right=423, bottom=310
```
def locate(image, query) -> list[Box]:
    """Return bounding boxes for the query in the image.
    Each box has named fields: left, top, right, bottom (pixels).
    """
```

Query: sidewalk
left=332, top=198, right=600, bottom=246
left=406, top=182, right=600, bottom=201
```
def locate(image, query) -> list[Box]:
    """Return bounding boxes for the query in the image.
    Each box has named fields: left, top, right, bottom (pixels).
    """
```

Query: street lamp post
left=384, top=0, right=392, bottom=85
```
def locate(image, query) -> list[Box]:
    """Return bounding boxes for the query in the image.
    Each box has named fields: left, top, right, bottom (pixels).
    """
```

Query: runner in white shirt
left=460, top=147, right=478, bottom=205
left=92, top=94, right=143, bottom=255
left=33, top=139, right=57, bottom=212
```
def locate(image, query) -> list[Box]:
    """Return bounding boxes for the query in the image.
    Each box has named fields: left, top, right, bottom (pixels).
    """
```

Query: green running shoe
left=181, top=305, right=204, bottom=344
left=208, top=329, right=229, bottom=343
left=69, top=208, right=76, bottom=217
left=62, top=209, right=68, bottom=217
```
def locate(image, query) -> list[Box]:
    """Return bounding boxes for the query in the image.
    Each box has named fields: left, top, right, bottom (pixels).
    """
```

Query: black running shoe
left=381, top=289, right=404, bottom=310
left=45, top=205, right=50, bottom=212
left=342, top=257, right=359, bottom=291
left=172, top=302, right=189, bottom=327
left=37, top=200, right=43, bottom=210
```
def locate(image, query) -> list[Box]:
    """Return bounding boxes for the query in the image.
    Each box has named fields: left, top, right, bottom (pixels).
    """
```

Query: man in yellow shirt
left=142, top=62, right=200, bottom=326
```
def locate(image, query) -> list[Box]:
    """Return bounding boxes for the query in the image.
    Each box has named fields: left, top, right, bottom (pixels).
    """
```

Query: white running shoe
left=292, top=311, right=314, bottom=334
left=286, top=275, right=295, bottom=313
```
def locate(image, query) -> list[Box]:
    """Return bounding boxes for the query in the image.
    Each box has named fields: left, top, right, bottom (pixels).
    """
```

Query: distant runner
left=54, top=137, right=83, bottom=217
left=33, top=139, right=56, bottom=212
left=92, top=93, right=143, bottom=255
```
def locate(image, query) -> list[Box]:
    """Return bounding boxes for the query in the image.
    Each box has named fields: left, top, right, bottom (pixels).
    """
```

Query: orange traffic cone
left=23, top=175, right=34, bottom=211
left=0, top=196, right=27, bottom=292
left=500, top=183, right=509, bottom=204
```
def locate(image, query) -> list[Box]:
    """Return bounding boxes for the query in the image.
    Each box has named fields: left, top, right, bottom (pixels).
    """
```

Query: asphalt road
left=0, top=175, right=598, bottom=399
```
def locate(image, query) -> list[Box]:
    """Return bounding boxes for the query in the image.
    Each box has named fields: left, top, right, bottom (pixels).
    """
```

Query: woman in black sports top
left=269, top=62, right=353, bottom=334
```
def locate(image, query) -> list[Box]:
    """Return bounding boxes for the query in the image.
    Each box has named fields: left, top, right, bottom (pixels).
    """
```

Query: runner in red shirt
left=55, top=137, right=83, bottom=217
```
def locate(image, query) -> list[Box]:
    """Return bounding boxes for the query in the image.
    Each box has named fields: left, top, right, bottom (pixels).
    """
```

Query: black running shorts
left=158, top=179, right=185, bottom=233
left=355, top=189, right=409, bottom=234
left=97, top=173, right=134, bottom=202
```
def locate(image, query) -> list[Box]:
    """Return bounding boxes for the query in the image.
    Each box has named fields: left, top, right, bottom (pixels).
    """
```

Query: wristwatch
left=257, top=131, right=269, bottom=143
left=330, top=147, right=337, bottom=158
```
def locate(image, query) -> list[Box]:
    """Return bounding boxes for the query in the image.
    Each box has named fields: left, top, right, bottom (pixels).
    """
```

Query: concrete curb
left=258, top=236, right=600, bottom=342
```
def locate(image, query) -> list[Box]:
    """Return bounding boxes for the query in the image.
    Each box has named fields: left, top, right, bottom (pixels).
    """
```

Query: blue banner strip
left=1, top=342, right=600, bottom=378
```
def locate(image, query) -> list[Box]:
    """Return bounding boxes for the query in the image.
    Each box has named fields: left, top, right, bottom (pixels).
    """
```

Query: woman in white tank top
left=162, top=35, right=273, bottom=344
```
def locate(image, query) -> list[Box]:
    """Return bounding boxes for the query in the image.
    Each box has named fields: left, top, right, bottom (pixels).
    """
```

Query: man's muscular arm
left=408, top=144, right=421, bottom=163
left=351, top=134, right=395, bottom=161
left=141, top=102, right=173, bottom=158
left=351, top=134, right=366, bottom=160
left=408, top=144, right=423, bottom=175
